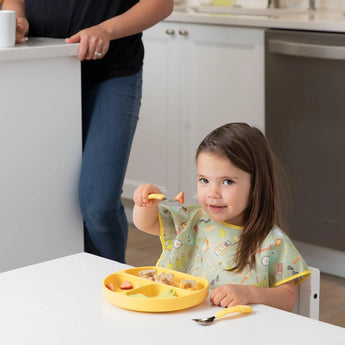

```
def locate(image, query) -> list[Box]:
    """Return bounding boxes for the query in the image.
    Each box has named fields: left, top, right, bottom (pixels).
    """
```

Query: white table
left=0, top=253, right=344, bottom=345
left=0, top=38, right=83, bottom=272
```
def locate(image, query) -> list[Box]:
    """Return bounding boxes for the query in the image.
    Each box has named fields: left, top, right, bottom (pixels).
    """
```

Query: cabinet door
left=178, top=24, right=265, bottom=203
left=123, top=23, right=180, bottom=199
left=0, top=56, right=83, bottom=272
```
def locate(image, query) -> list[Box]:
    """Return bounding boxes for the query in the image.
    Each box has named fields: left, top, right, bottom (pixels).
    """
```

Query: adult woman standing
left=3, top=0, right=174, bottom=263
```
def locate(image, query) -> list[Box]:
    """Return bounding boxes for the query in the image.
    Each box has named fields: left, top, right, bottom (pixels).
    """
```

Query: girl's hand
left=210, top=280, right=297, bottom=311
left=65, top=25, right=111, bottom=61
left=210, top=284, right=251, bottom=308
left=133, top=184, right=162, bottom=235
left=16, top=17, right=29, bottom=43
left=133, top=184, right=162, bottom=207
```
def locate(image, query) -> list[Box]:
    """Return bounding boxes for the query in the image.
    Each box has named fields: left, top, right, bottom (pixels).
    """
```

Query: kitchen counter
left=0, top=37, right=79, bottom=61
left=0, top=37, right=83, bottom=272
left=168, top=6, right=345, bottom=33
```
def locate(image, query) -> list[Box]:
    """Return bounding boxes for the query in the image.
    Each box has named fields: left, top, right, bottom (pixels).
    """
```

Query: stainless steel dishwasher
left=265, top=29, right=344, bottom=252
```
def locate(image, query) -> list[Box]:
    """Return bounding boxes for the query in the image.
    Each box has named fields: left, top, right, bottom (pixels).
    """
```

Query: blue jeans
left=79, top=69, right=143, bottom=263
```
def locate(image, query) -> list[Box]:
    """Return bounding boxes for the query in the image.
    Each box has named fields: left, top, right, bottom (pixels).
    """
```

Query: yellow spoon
left=147, top=193, right=167, bottom=201
left=147, top=193, right=184, bottom=204
left=192, top=305, right=253, bottom=326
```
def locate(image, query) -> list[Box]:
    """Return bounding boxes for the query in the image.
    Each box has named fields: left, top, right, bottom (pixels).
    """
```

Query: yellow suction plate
left=103, top=266, right=209, bottom=313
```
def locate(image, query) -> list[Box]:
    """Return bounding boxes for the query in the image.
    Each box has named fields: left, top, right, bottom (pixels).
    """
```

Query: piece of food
left=157, top=289, right=177, bottom=298
left=153, top=272, right=175, bottom=286
left=174, top=191, right=184, bottom=204
left=179, top=279, right=197, bottom=290
left=138, top=269, right=157, bottom=280
left=120, top=280, right=134, bottom=290
left=105, top=283, right=114, bottom=291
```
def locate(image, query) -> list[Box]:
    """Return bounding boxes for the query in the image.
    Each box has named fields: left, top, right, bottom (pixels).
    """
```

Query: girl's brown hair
left=196, top=123, right=283, bottom=272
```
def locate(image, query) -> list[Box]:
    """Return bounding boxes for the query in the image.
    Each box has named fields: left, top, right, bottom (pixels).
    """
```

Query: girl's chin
left=207, top=211, right=228, bottom=223
left=206, top=209, right=243, bottom=226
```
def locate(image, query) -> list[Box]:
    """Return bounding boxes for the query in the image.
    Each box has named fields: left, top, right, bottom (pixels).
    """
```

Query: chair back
left=292, top=266, right=320, bottom=319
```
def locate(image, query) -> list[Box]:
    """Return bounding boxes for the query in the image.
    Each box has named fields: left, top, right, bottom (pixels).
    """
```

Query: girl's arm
left=65, top=0, right=174, bottom=61
left=2, top=0, right=29, bottom=42
left=133, top=184, right=162, bottom=236
left=210, top=280, right=297, bottom=312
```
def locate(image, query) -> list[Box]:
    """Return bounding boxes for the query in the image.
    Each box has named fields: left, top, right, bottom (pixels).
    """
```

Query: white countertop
left=168, top=6, right=345, bottom=32
left=1, top=253, right=344, bottom=345
left=0, top=37, right=79, bottom=62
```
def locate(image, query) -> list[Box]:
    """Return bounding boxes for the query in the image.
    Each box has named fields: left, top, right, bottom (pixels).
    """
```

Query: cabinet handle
left=165, top=29, right=175, bottom=35
left=178, top=29, right=188, bottom=36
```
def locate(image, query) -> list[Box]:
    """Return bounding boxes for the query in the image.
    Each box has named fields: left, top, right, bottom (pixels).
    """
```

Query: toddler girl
left=133, top=122, right=311, bottom=311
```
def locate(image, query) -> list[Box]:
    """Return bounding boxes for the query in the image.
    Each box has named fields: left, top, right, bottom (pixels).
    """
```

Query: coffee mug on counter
left=0, top=10, right=16, bottom=48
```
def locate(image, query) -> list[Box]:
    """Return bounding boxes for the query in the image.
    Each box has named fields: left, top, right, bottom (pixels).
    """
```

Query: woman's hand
left=65, top=25, right=111, bottom=61
left=133, top=184, right=162, bottom=208
left=2, top=0, right=28, bottom=43
left=15, top=16, right=29, bottom=43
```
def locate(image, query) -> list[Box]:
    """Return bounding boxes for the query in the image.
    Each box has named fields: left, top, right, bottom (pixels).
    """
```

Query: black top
left=25, top=0, right=144, bottom=86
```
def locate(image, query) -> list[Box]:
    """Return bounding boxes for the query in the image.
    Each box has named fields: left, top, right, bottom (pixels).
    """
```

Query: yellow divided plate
left=103, top=266, right=209, bottom=312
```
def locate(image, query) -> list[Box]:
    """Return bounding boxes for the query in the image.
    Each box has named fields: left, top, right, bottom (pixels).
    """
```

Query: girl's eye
left=199, top=177, right=208, bottom=184
left=224, top=179, right=234, bottom=186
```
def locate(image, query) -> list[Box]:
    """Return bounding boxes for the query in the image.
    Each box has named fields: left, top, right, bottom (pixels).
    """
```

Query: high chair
left=292, top=266, right=320, bottom=319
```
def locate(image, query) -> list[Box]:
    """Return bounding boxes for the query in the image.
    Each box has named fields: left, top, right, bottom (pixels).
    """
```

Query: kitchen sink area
left=169, top=2, right=345, bottom=32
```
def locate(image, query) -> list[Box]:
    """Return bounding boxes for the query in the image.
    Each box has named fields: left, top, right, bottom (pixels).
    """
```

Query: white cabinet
left=0, top=39, right=83, bottom=272
left=124, top=22, right=264, bottom=204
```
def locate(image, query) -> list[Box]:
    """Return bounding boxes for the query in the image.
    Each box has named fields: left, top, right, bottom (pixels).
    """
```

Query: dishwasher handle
left=269, top=39, right=345, bottom=60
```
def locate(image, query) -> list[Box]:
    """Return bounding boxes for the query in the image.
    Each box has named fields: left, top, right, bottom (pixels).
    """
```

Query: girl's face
left=197, top=152, right=251, bottom=226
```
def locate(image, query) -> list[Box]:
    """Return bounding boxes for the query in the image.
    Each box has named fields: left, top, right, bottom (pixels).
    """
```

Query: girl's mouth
left=208, top=204, right=226, bottom=212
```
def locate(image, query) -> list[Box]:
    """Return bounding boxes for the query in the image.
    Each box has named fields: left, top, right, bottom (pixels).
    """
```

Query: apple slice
left=174, top=191, right=184, bottom=204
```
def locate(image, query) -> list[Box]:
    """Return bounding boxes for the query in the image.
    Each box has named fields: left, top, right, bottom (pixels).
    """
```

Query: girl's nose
left=207, top=183, right=221, bottom=199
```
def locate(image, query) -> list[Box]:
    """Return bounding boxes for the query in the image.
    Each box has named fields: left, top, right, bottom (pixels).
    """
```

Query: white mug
left=0, top=10, right=16, bottom=48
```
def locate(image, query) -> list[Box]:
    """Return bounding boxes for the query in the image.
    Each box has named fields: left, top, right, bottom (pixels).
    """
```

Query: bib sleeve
left=265, top=227, right=311, bottom=287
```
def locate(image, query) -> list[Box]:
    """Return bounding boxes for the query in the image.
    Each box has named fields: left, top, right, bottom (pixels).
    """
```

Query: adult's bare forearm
left=2, top=0, right=26, bottom=18
left=99, top=0, right=174, bottom=41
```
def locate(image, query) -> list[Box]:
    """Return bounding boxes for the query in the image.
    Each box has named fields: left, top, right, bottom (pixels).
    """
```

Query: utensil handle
left=214, top=305, right=253, bottom=319
left=147, top=193, right=166, bottom=200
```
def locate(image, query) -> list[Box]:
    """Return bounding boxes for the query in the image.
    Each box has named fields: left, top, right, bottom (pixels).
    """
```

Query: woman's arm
left=2, top=0, right=25, bottom=16
left=2, top=0, right=29, bottom=42
left=65, top=0, right=174, bottom=61
left=99, top=0, right=174, bottom=40
left=133, top=184, right=162, bottom=236
left=210, top=280, right=297, bottom=312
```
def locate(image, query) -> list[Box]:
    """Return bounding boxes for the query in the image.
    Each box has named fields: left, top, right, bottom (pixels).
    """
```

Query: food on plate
left=174, top=191, right=184, bottom=204
left=179, top=279, right=197, bottom=290
left=138, top=269, right=157, bottom=280
left=154, top=272, right=175, bottom=286
left=106, top=283, right=114, bottom=291
left=120, top=280, right=134, bottom=290
left=138, top=269, right=198, bottom=290
left=157, top=289, right=177, bottom=298
left=138, top=269, right=175, bottom=285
